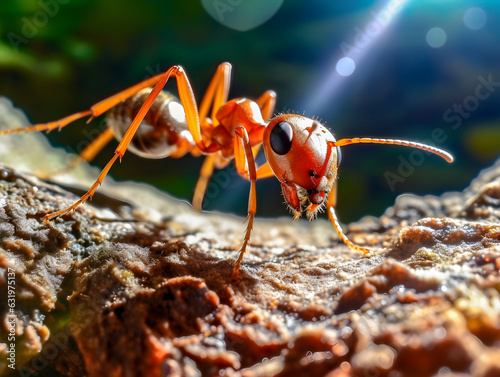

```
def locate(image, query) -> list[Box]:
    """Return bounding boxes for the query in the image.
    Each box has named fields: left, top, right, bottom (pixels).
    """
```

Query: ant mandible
left=1, top=62, right=453, bottom=279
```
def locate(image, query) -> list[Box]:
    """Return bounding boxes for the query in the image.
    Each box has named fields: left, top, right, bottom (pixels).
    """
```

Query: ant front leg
left=232, top=125, right=259, bottom=279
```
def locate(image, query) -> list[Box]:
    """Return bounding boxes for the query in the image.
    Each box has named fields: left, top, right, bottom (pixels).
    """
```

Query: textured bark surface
left=0, top=97, right=499, bottom=377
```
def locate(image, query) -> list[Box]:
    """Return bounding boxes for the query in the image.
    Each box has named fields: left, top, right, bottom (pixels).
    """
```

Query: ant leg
left=198, top=62, right=232, bottom=122
left=192, top=144, right=273, bottom=213
left=191, top=63, right=234, bottom=209
left=44, top=68, right=176, bottom=221
left=38, top=128, right=115, bottom=179
left=1, top=72, right=172, bottom=137
left=88, top=73, right=166, bottom=121
left=0, top=110, right=93, bottom=136
left=326, top=180, right=370, bottom=254
left=45, top=65, right=218, bottom=222
left=233, top=133, right=275, bottom=181
left=192, top=154, right=216, bottom=211
left=335, top=138, right=454, bottom=163
left=255, top=90, right=277, bottom=122
left=78, top=128, right=115, bottom=165
left=255, top=162, right=275, bottom=179
left=44, top=153, right=120, bottom=222
left=232, top=126, right=258, bottom=279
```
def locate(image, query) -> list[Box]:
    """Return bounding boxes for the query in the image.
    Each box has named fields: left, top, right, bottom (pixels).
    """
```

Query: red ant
left=1, top=62, right=453, bottom=278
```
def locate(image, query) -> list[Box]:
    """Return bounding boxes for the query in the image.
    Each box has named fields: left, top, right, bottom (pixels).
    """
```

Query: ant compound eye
left=270, top=121, right=293, bottom=155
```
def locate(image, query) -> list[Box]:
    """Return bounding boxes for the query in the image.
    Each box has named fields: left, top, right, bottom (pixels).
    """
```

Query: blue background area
left=1, top=0, right=499, bottom=222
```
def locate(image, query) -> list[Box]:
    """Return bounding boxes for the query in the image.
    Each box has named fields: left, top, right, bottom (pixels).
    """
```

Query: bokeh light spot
left=426, top=27, right=447, bottom=48
left=463, top=7, right=487, bottom=30
left=336, top=57, right=356, bottom=77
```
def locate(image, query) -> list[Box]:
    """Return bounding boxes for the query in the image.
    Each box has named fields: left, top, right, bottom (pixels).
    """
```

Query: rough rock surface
left=0, top=98, right=499, bottom=377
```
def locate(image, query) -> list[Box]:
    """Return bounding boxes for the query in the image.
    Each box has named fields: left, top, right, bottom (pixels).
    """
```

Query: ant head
left=263, top=114, right=341, bottom=219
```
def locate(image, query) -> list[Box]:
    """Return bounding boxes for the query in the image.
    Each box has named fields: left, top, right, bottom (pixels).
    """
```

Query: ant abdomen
left=107, top=88, right=194, bottom=159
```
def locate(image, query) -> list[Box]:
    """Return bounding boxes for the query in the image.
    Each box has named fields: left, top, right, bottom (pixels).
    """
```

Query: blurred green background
left=0, top=0, right=499, bottom=222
